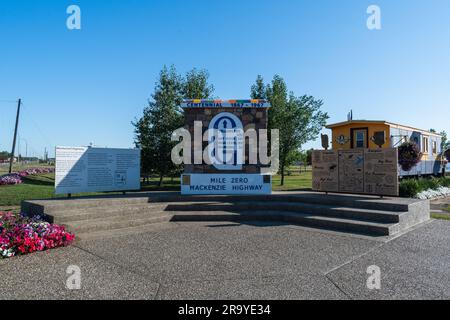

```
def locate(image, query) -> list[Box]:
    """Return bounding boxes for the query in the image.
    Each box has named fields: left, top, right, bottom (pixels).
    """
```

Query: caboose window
left=355, top=130, right=366, bottom=148
left=422, top=136, right=429, bottom=153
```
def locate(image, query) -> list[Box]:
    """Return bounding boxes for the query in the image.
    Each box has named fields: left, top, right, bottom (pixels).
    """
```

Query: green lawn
left=272, top=171, right=312, bottom=191
left=0, top=174, right=56, bottom=210
left=0, top=162, right=52, bottom=175
left=0, top=170, right=313, bottom=211
left=432, top=213, right=450, bottom=221
left=445, top=206, right=450, bottom=213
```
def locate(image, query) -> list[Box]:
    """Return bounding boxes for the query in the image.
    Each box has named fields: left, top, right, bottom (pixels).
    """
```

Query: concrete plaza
left=1, top=218, right=450, bottom=300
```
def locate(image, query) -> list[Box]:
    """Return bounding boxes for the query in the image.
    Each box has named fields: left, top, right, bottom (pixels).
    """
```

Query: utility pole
left=9, top=99, right=21, bottom=174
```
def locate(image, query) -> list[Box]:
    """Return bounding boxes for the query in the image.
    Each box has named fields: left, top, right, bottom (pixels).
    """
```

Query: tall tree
left=265, top=75, right=328, bottom=185
left=250, top=75, right=267, bottom=99
left=133, top=65, right=184, bottom=186
left=134, top=66, right=215, bottom=186
left=440, top=130, right=450, bottom=151
left=182, top=68, right=214, bottom=99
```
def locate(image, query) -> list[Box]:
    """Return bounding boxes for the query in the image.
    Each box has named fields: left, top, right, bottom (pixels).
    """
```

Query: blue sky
left=1, top=0, right=449, bottom=157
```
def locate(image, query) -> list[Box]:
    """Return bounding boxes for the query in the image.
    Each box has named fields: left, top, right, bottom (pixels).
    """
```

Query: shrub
left=445, top=149, right=450, bottom=162
left=398, top=142, right=422, bottom=171
left=438, top=177, right=450, bottom=187
left=399, top=177, right=450, bottom=198
left=399, top=179, right=420, bottom=198
left=418, top=177, right=441, bottom=191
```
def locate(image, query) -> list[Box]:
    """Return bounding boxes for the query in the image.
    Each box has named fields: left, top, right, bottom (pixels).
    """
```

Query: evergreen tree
left=183, top=68, right=214, bottom=99
left=264, top=75, right=328, bottom=185
left=133, top=65, right=184, bottom=186
left=134, top=66, right=215, bottom=186
left=250, top=75, right=267, bottom=99
left=440, top=131, right=450, bottom=151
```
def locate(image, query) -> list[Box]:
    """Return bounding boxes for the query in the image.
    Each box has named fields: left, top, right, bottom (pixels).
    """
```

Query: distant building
left=326, top=120, right=445, bottom=176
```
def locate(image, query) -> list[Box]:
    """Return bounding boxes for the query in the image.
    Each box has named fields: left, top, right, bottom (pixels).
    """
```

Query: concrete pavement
left=1, top=219, right=449, bottom=300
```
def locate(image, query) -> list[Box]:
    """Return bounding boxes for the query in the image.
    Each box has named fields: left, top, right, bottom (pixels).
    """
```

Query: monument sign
left=55, top=146, right=140, bottom=195
left=180, top=99, right=273, bottom=195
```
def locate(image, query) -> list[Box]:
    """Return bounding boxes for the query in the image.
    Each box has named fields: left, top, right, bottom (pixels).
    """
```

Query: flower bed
left=0, top=174, right=22, bottom=185
left=416, top=187, right=450, bottom=200
left=0, top=212, right=75, bottom=259
left=399, top=177, right=450, bottom=198
left=0, top=167, right=55, bottom=186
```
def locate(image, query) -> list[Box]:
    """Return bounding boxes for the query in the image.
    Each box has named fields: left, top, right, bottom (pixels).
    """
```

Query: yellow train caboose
left=325, top=120, right=445, bottom=176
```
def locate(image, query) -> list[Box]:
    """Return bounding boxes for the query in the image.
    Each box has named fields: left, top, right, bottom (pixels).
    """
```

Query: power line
left=0, top=99, right=18, bottom=104
left=20, top=102, right=56, bottom=158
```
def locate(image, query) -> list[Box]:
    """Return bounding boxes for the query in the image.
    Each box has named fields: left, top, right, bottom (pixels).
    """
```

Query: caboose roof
left=326, top=120, right=442, bottom=137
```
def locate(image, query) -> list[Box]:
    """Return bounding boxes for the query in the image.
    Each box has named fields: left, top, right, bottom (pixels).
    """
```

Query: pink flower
left=1, top=211, right=74, bottom=259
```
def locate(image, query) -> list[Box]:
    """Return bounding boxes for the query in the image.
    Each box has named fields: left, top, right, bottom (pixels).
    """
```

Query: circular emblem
left=208, top=112, right=244, bottom=170
left=336, top=135, right=349, bottom=145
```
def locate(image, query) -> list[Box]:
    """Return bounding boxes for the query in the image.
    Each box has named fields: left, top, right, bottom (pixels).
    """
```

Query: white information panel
left=55, top=146, right=140, bottom=195
left=181, top=174, right=272, bottom=195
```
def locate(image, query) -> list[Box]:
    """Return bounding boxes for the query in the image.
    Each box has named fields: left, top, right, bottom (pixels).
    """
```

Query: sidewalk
left=431, top=196, right=450, bottom=217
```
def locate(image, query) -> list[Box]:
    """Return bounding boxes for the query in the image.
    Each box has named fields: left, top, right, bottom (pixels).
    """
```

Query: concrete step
left=64, top=211, right=171, bottom=234
left=52, top=203, right=171, bottom=223
left=170, top=210, right=396, bottom=236
left=21, top=192, right=430, bottom=239
left=165, top=201, right=403, bottom=223
left=53, top=200, right=402, bottom=224
left=69, top=209, right=395, bottom=238
left=23, top=192, right=415, bottom=215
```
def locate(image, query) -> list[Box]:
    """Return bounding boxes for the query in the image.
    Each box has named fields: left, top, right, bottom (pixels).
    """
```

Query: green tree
left=250, top=75, right=267, bottom=99
left=265, top=75, right=328, bottom=185
left=440, top=130, right=450, bottom=151
left=182, top=68, right=214, bottom=99
left=297, top=150, right=308, bottom=165
left=134, top=66, right=215, bottom=186
left=0, top=151, right=11, bottom=161
left=306, top=149, right=314, bottom=166
left=133, top=65, right=184, bottom=186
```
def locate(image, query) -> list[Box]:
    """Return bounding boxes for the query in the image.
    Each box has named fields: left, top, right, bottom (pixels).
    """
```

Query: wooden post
left=8, top=99, right=21, bottom=174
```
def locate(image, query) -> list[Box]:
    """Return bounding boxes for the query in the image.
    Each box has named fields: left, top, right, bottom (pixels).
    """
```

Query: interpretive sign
left=312, top=148, right=399, bottom=196
left=55, top=146, right=140, bottom=195
left=181, top=174, right=272, bottom=195
left=338, top=150, right=364, bottom=193
left=364, top=149, right=398, bottom=196
left=312, top=150, right=339, bottom=192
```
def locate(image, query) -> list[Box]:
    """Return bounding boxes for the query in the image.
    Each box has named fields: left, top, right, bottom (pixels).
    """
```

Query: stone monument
left=180, top=99, right=272, bottom=195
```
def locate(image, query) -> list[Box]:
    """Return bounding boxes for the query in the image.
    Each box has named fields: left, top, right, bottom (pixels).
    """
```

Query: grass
left=0, top=162, right=51, bottom=175
left=0, top=174, right=114, bottom=211
left=445, top=206, right=450, bottom=213
left=432, top=213, right=450, bottom=221
left=272, top=171, right=312, bottom=191
left=0, top=170, right=313, bottom=210
left=0, top=174, right=56, bottom=209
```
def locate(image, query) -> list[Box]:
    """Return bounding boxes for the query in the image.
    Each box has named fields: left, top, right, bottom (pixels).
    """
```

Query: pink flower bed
left=0, top=167, right=55, bottom=186
left=0, top=174, right=22, bottom=185
left=0, top=212, right=75, bottom=259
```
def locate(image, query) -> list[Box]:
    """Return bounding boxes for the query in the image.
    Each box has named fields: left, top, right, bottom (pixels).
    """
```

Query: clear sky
left=1, top=0, right=449, bottom=157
